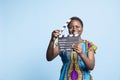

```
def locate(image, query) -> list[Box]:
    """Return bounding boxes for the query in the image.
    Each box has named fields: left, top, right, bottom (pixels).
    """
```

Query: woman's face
left=68, top=20, right=83, bottom=35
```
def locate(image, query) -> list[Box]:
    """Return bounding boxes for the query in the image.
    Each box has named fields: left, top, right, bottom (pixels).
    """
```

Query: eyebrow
left=69, top=25, right=81, bottom=27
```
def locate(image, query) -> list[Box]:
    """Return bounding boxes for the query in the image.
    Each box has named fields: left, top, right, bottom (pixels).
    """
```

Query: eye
left=75, top=25, right=80, bottom=28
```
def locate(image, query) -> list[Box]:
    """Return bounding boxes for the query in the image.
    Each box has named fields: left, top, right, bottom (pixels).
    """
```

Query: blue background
left=0, top=0, right=120, bottom=80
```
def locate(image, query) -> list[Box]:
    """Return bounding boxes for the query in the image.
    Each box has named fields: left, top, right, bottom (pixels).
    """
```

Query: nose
left=73, top=26, right=76, bottom=31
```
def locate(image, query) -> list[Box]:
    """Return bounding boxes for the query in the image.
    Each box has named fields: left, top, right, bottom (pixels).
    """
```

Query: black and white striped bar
left=58, top=34, right=79, bottom=52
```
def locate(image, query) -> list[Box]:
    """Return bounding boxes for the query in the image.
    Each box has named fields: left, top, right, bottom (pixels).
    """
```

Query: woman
left=46, top=17, right=97, bottom=80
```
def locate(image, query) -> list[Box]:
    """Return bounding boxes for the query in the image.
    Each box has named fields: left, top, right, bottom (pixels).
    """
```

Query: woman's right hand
left=51, top=30, right=61, bottom=41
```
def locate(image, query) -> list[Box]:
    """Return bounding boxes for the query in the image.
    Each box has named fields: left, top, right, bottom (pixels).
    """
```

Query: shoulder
left=83, top=40, right=97, bottom=53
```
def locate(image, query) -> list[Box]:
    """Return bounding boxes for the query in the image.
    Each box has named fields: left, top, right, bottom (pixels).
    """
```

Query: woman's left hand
left=72, top=43, right=83, bottom=55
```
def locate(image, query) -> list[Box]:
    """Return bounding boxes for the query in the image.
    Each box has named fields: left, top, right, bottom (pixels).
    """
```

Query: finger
left=75, top=48, right=78, bottom=51
left=75, top=49, right=79, bottom=53
left=54, top=30, right=61, bottom=33
left=74, top=44, right=78, bottom=49
left=72, top=44, right=75, bottom=48
left=72, top=45, right=77, bottom=50
left=54, top=33, right=59, bottom=37
left=53, top=32, right=61, bottom=38
left=54, top=30, right=61, bottom=36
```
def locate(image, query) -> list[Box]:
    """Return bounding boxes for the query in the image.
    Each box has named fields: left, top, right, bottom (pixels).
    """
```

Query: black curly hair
left=67, top=16, right=83, bottom=28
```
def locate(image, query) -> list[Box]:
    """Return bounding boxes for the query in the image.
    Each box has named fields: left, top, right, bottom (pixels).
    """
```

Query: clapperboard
left=58, top=34, right=79, bottom=52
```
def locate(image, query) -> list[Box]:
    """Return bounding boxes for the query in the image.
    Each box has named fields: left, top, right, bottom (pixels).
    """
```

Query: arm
left=46, top=39, right=59, bottom=61
left=79, top=48, right=95, bottom=70
left=46, top=30, right=60, bottom=61
left=72, top=44, right=95, bottom=70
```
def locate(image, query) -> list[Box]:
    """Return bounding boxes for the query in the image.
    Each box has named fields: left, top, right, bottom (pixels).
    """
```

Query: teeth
left=73, top=31, right=78, bottom=35
left=74, top=34, right=79, bottom=36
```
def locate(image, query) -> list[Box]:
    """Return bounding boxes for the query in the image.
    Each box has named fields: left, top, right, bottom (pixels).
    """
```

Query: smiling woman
left=46, top=17, right=97, bottom=80
left=1, top=0, right=120, bottom=80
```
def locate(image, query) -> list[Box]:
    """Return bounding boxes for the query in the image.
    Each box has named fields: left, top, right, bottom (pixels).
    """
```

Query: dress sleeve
left=85, top=40, right=97, bottom=53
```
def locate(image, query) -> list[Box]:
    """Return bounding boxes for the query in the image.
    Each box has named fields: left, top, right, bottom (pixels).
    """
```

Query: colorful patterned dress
left=58, top=40, right=97, bottom=80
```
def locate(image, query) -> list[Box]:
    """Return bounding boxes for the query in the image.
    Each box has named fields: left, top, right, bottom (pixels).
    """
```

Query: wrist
left=50, top=37, right=55, bottom=42
left=78, top=52, right=84, bottom=57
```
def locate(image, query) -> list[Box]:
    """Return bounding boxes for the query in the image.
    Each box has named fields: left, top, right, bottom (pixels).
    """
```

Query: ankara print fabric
left=58, top=40, right=97, bottom=80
